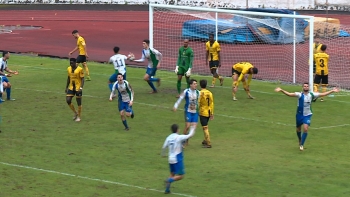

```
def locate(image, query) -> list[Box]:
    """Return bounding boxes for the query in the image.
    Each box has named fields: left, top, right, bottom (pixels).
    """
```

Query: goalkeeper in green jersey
left=175, top=39, right=194, bottom=98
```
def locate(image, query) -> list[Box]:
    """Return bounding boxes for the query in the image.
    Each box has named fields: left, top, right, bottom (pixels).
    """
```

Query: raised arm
left=274, top=87, right=298, bottom=97
left=318, top=87, right=339, bottom=97
left=173, top=91, right=186, bottom=111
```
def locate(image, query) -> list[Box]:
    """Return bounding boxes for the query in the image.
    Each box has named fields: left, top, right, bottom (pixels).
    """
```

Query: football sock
left=78, top=105, right=82, bottom=118
left=212, top=77, right=216, bottom=85
left=69, top=103, right=76, bottom=114
left=203, top=126, right=211, bottom=145
left=6, top=87, right=11, bottom=100
left=168, top=177, right=175, bottom=183
left=296, top=131, right=301, bottom=142
left=177, top=80, right=181, bottom=94
left=147, top=81, right=157, bottom=92
left=301, top=132, right=308, bottom=146
left=150, top=77, right=159, bottom=82
left=321, top=84, right=327, bottom=93
left=232, top=92, right=236, bottom=98
left=186, top=77, right=190, bottom=88
left=313, top=84, right=319, bottom=92
left=108, top=83, right=113, bottom=91
left=122, top=120, right=128, bottom=128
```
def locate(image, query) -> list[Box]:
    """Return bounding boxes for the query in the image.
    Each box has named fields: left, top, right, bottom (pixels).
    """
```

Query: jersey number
left=115, top=59, right=123, bottom=67
left=319, top=59, right=325, bottom=67
left=206, top=97, right=210, bottom=106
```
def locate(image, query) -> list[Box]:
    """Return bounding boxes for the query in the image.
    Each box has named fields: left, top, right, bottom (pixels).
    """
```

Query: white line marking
left=313, top=124, right=350, bottom=130
left=0, top=162, right=196, bottom=197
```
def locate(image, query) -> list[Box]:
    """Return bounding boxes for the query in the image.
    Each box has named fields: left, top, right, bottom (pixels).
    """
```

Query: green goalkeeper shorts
left=177, top=66, right=189, bottom=76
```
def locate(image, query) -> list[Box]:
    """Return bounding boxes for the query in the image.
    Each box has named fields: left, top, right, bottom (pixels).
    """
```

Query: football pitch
left=0, top=55, right=349, bottom=197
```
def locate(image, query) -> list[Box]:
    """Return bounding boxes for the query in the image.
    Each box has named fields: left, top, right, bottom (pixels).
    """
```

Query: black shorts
left=209, top=61, right=219, bottom=69
left=232, top=67, right=241, bottom=76
left=199, top=115, right=210, bottom=127
left=314, top=74, right=328, bottom=85
left=76, top=55, right=87, bottom=63
left=66, top=89, right=83, bottom=97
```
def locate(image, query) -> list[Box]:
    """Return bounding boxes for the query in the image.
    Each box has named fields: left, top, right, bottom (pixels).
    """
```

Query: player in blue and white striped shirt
left=161, top=124, right=196, bottom=194
left=0, top=51, right=18, bottom=102
left=109, top=73, right=135, bottom=131
left=275, top=83, right=339, bottom=151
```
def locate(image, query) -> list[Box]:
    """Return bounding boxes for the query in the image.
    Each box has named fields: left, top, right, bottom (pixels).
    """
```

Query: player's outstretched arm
left=132, top=51, right=146, bottom=62
left=275, top=87, right=297, bottom=97
left=318, top=87, right=339, bottom=97
left=173, top=91, right=185, bottom=111
left=179, top=125, right=196, bottom=141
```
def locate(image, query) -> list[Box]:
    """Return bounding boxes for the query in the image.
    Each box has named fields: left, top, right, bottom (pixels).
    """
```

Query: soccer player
left=199, top=79, right=214, bottom=148
left=0, top=76, right=3, bottom=132
left=206, top=33, right=224, bottom=88
left=0, top=51, right=18, bottom=102
left=109, top=73, right=134, bottom=131
left=275, top=83, right=339, bottom=151
left=161, top=123, right=196, bottom=194
left=173, top=79, right=199, bottom=147
left=313, top=44, right=329, bottom=102
left=231, top=62, right=258, bottom=101
left=175, top=39, right=194, bottom=97
left=69, top=30, right=91, bottom=81
left=313, top=38, right=323, bottom=75
left=66, top=58, right=84, bottom=122
left=131, top=39, right=162, bottom=93
left=108, top=46, right=133, bottom=97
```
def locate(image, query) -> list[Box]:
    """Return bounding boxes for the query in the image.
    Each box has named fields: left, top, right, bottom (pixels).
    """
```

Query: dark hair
left=303, top=82, right=309, bottom=85
left=2, top=51, right=9, bottom=57
left=252, top=67, right=258, bottom=74
left=113, top=46, right=120, bottom=54
left=200, top=79, right=207, bottom=88
left=69, top=58, right=76, bottom=62
left=117, top=73, right=123, bottom=77
left=189, top=79, right=197, bottom=85
left=209, top=33, right=214, bottom=38
left=143, top=39, right=150, bottom=45
left=72, top=30, right=78, bottom=34
left=321, top=44, right=327, bottom=51
left=171, top=124, right=178, bottom=133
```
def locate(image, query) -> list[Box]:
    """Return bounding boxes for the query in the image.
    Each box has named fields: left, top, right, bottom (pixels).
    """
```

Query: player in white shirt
left=275, top=83, right=339, bottom=151
left=109, top=73, right=135, bottom=131
left=0, top=51, right=18, bottom=102
left=130, top=39, right=162, bottom=93
left=173, top=79, right=200, bottom=147
left=161, top=123, right=196, bottom=194
left=0, top=76, right=2, bottom=132
left=108, top=47, right=132, bottom=96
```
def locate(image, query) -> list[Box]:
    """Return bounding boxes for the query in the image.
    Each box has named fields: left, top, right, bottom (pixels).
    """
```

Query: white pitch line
left=0, top=162, right=196, bottom=197
left=313, top=124, right=350, bottom=130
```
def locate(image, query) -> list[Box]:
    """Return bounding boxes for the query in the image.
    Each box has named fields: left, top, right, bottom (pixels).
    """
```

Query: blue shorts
left=146, top=67, right=157, bottom=77
left=169, top=161, right=185, bottom=175
left=184, top=111, right=199, bottom=123
left=1, top=76, right=9, bottom=83
left=296, top=114, right=312, bottom=127
left=118, top=101, right=132, bottom=113
left=109, top=73, right=126, bottom=83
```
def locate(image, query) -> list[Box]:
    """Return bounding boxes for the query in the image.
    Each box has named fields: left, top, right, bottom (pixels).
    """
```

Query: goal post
left=149, top=4, right=316, bottom=90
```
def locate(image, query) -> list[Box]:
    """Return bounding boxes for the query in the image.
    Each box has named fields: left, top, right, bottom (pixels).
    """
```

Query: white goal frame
left=149, top=4, right=315, bottom=91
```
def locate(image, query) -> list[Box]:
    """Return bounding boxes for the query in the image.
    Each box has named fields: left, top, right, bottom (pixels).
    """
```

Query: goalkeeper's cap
left=252, top=67, right=258, bottom=74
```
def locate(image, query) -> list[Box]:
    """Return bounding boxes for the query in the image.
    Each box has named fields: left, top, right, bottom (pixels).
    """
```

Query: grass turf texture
left=0, top=55, right=349, bottom=197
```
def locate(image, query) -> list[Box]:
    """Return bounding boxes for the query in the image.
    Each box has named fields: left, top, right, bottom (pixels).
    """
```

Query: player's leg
left=3, top=77, right=15, bottom=101
left=165, top=161, right=185, bottom=194
left=200, top=115, right=211, bottom=148
left=295, top=114, right=302, bottom=146
left=119, top=101, right=129, bottom=130
left=176, top=67, right=185, bottom=96
left=0, top=81, right=8, bottom=102
left=320, top=75, right=328, bottom=102
left=165, top=164, right=176, bottom=194
left=149, top=68, right=161, bottom=87
left=210, top=61, right=224, bottom=87
left=144, top=68, right=157, bottom=93
left=66, top=90, right=77, bottom=120
left=75, top=91, right=82, bottom=122
left=300, top=115, right=311, bottom=151
left=82, top=62, right=91, bottom=81
left=232, top=72, right=239, bottom=101
left=124, top=102, right=134, bottom=119
left=182, top=112, right=191, bottom=147
left=108, top=73, right=117, bottom=92
left=242, top=79, right=254, bottom=99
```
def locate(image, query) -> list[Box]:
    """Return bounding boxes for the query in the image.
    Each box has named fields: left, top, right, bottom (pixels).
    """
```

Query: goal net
left=150, top=4, right=350, bottom=92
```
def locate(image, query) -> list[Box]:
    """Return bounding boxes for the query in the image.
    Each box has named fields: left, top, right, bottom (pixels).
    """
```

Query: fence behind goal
left=150, top=4, right=350, bottom=91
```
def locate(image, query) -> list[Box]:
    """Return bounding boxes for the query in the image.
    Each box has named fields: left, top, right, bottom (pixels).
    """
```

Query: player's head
left=183, top=39, right=189, bottom=48
left=72, top=30, right=79, bottom=38
left=302, top=82, right=309, bottom=93
left=2, top=51, right=10, bottom=59
left=321, top=44, right=327, bottom=52
left=113, top=46, right=120, bottom=54
left=200, top=79, right=207, bottom=89
left=170, top=124, right=179, bottom=133
left=250, top=67, right=258, bottom=74
left=69, top=58, right=76, bottom=67
left=117, top=73, right=124, bottom=83
left=209, top=33, right=214, bottom=42
left=189, top=79, right=197, bottom=90
left=143, top=39, right=150, bottom=49
left=314, top=37, right=320, bottom=45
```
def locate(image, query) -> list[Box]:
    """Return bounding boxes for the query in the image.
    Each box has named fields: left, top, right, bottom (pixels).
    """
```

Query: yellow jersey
left=67, top=66, right=84, bottom=91
left=206, top=41, right=220, bottom=61
left=313, top=43, right=323, bottom=54
left=314, top=52, right=329, bottom=75
left=233, top=62, right=254, bottom=85
left=199, top=89, right=214, bottom=117
left=77, top=36, right=87, bottom=55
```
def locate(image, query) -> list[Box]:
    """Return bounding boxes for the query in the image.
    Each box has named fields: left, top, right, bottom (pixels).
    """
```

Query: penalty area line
left=0, top=162, right=197, bottom=197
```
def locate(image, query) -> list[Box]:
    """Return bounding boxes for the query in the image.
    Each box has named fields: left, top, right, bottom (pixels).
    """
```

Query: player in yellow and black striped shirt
left=199, top=79, right=214, bottom=148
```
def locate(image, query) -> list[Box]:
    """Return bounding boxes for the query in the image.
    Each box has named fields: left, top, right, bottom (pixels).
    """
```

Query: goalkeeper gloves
left=185, top=68, right=191, bottom=77
left=175, top=66, right=179, bottom=74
